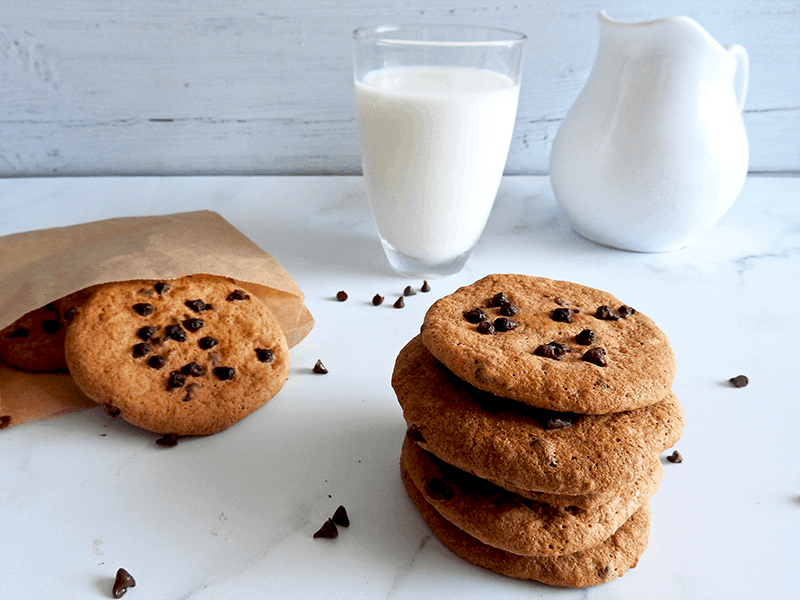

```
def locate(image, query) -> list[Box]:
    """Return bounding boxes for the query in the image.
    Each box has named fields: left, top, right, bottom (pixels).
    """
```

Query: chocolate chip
left=336, top=290, right=348, bottom=302
left=313, top=360, right=328, bottom=374
left=7, top=328, right=28, bottom=338
left=112, top=567, right=136, bottom=598
left=0, top=415, right=11, bottom=429
left=667, top=450, right=683, bottom=463
left=227, top=289, right=250, bottom=301
left=575, top=329, right=598, bottom=345
left=488, top=292, right=509, bottom=308
left=42, top=319, right=60, bottom=334
left=406, top=424, right=426, bottom=443
left=729, top=375, right=749, bottom=388
left=181, top=362, right=204, bottom=377
left=156, top=433, right=179, bottom=447
left=595, top=305, right=619, bottom=320
left=164, top=324, right=187, bottom=342
left=393, top=297, right=405, bottom=309
left=256, top=348, right=274, bottom=363
left=132, top=343, right=152, bottom=358
left=582, top=347, right=607, bottom=367
left=148, top=355, right=166, bottom=369
left=425, top=478, right=454, bottom=501
left=421, top=281, right=431, bottom=293
left=104, top=404, right=121, bottom=418
left=155, top=282, right=171, bottom=295
left=137, top=326, right=159, bottom=341
left=185, top=299, right=212, bottom=313
left=182, top=318, right=204, bottom=333
left=199, top=336, right=219, bottom=350
left=551, top=307, right=574, bottom=323
left=63, top=307, right=78, bottom=322
left=403, top=286, right=416, bottom=297
left=545, top=416, right=575, bottom=430
left=332, top=505, right=350, bottom=527
left=132, top=303, right=155, bottom=316
left=618, top=305, right=636, bottom=318
left=494, top=317, right=520, bottom=332
left=182, top=382, right=201, bottom=402
left=499, top=302, right=519, bottom=317
left=167, top=370, right=187, bottom=389
left=476, top=321, right=496, bottom=335
left=463, top=308, right=488, bottom=323
left=372, top=294, right=384, bottom=306
left=534, top=342, right=572, bottom=360
left=313, top=518, right=338, bottom=539
left=213, top=366, right=235, bottom=381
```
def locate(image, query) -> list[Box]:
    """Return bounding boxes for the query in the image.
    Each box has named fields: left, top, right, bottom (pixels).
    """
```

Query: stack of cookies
left=392, top=274, right=684, bottom=588
left=1, top=274, right=290, bottom=436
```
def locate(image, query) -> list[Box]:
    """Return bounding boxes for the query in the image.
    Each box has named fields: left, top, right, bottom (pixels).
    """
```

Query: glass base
left=380, top=239, right=472, bottom=278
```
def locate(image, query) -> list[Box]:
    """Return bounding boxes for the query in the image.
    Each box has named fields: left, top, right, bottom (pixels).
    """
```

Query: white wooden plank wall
left=1, top=0, right=798, bottom=177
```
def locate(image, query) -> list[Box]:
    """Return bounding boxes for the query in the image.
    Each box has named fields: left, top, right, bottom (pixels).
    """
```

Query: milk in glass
left=355, top=66, right=520, bottom=263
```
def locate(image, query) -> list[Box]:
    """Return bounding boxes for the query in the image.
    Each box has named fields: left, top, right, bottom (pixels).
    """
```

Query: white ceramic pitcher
left=549, top=11, right=749, bottom=252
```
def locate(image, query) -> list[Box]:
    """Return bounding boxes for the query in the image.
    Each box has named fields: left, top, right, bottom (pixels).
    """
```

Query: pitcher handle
left=726, top=44, right=749, bottom=112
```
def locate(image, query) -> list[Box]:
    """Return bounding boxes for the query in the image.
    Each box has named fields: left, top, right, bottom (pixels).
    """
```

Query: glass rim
left=352, top=23, right=527, bottom=47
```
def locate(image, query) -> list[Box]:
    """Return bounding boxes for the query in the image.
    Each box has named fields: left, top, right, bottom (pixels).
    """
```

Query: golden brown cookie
left=420, top=274, right=676, bottom=414
left=393, top=335, right=683, bottom=495
left=401, top=464, right=650, bottom=588
left=401, top=437, right=661, bottom=557
left=65, top=274, right=290, bottom=435
left=0, top=303, right=67, bottom=371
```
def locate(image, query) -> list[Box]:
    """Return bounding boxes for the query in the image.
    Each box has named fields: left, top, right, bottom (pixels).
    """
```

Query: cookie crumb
left=313, top=360, right=329, bottom=374
left=313, top=518, right=338, bottom=539
left=332, top=505, right=350, bottom=527
left=336, top=291, right=348, bottom=302
left=112, top=567, right=136, bottom=598
left=666, top=450, right=683, bottom=463
left=729, top=375, right=749, bottom=388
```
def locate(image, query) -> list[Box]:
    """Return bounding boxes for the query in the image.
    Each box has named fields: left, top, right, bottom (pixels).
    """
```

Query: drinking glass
left=353, top=24, right=526, bottom=277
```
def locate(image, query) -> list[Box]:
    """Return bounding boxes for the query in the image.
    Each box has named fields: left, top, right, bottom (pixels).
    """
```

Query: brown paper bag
left=0, top=210, right=314, bottom=429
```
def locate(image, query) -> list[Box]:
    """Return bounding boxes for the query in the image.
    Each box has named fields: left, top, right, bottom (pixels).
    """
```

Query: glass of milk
left=353, top=24, right=526, bottom=277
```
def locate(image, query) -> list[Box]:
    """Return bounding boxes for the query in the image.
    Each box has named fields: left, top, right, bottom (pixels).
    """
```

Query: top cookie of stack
left=420, top=273, right=676, bottom=414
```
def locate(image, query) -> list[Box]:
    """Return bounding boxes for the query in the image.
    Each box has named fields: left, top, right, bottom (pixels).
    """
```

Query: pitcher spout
left=597, top=10, right=728, bottom=58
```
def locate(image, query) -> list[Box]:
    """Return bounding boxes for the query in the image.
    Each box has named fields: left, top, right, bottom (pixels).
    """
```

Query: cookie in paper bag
left=0, top=303, right=68, bottom=372
left=64, top=274, right=290, bottom=435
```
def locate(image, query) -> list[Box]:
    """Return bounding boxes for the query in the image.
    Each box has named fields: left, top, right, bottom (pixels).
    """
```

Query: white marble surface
left=0, top=175, right=798, bottom=600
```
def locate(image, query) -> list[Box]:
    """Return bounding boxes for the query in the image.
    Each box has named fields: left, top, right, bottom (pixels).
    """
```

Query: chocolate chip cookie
left=393, top=335, right=684, bottom=495
left=401, top=464, right=650, bottom=587
left=401, top=437, right=661, bottom=557
left=64, top=274, right=290, bottom=435
left=0, top=303, right=68, bottom=371
left=420, top=274, right=676, bottom=414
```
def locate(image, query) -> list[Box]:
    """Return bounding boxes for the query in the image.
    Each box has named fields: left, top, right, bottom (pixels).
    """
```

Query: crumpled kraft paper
left=0, top=210, right=314, bottom=429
